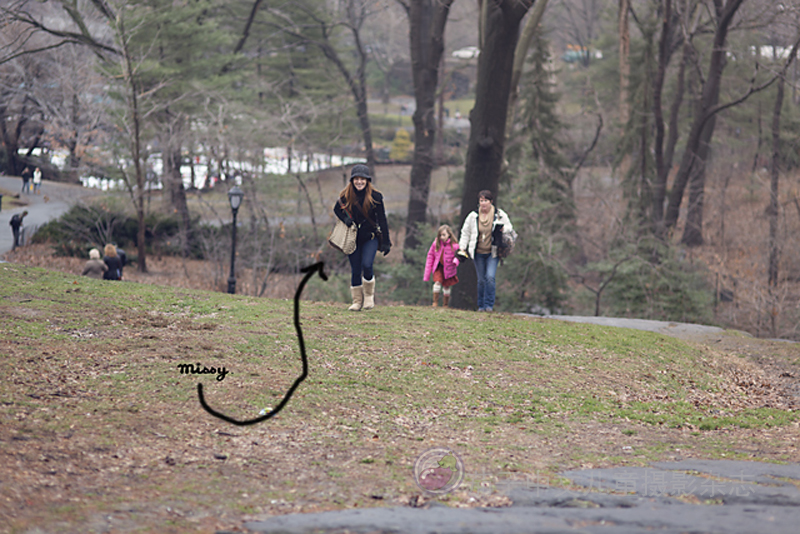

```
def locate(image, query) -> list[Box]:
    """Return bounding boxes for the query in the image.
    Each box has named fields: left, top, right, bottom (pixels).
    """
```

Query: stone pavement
left=242, top=460, right=800, bottom=534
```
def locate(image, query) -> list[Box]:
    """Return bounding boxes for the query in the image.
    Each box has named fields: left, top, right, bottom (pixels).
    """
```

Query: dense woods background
left=2, top=0, right=800, bottom=340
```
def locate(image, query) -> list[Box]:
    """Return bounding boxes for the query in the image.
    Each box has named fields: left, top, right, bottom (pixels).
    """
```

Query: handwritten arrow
left=197, top=262, right=328, bottom=425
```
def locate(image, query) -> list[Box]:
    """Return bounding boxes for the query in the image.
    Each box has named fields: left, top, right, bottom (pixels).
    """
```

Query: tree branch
left=700, top=34, right=800, bottom=131
left=233, top=0, right=266, bottom=54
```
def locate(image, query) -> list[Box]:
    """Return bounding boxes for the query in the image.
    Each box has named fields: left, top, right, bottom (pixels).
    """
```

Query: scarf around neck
left=478, top=205, right=495, bottom=243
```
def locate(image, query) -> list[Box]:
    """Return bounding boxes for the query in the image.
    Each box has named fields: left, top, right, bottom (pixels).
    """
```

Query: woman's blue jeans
left=348, top=237, right=379, bottom=286
left=473, top=253, right=499, bottom=310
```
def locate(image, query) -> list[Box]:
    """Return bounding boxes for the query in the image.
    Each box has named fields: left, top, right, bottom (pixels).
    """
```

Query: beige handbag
left=328, top=218, right=357, bottom=255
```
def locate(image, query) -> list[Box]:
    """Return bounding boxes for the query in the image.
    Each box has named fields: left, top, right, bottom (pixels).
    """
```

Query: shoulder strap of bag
left=338, top=199, right=352, bottom=219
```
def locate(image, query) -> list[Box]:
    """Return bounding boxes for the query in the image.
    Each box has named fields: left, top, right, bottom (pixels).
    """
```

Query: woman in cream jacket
left=458, top=190, right=513, bottom=311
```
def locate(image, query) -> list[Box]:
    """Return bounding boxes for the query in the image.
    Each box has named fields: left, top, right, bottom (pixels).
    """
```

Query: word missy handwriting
left=178, top=363, right=229, bottom=381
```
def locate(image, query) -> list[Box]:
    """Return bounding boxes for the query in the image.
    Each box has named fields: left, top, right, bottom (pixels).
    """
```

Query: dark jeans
left=473, top=252, right=499, bottom=310
left=348, top=237, right=379, bottom=286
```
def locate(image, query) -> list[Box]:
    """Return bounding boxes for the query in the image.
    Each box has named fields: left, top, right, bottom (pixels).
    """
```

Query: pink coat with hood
left=423, top=239, right=460, bottom=281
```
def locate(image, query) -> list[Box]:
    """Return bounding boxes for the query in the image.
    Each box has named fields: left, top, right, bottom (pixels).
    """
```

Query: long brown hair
left=338, top=181, right=381, bottom=222
left=435, top=224, right=458, bottom=252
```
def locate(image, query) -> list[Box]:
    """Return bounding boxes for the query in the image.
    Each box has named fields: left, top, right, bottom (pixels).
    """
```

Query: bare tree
left=554, top=0, right=605, bottom=67
left=0, top=43, right=40, bottom=176
left=259, top=0, right=384, bottom=177
left=628, top=0, right=800, bottom=249
left=0, top=14, right=56, bottom=176
left=40, top=44, right=109, bottom=182
left=395, top=0, right=455, bottom=257
left=111, top=7, right=156, bottom=273
left=662, top=0, right=799, bottom=245
left=507, top=0, right=550, bottom=131
left=451, top=0, right=537, bottom=310
left=767, top=58, right=786, bottom=289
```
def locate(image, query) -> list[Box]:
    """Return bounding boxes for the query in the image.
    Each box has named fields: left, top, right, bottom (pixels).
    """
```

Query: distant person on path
left=21, top=167, right=31, bottom=194
left=333, top=164, right=391, bottom=311
left=81, top=248, right=108, bottom=279
left=32, top=167, right=42, bottom=194
left=9, top=210, right=27, bottom=249
left=102, top=244, right=123, bottom=281
left=458, top=190, right=514, bottom=312
left=423, top=224, right=460, bottom=308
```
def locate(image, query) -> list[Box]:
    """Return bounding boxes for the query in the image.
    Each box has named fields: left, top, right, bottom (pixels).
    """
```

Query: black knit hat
left=350, top=164, right=372, bottom=182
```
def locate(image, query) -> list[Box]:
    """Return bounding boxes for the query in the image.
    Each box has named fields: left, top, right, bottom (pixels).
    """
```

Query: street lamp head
left=228, top=185, right=244, bottom=211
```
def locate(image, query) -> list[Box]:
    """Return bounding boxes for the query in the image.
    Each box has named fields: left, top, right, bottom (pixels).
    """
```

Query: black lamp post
left=227, top=185, right=244, bottom=294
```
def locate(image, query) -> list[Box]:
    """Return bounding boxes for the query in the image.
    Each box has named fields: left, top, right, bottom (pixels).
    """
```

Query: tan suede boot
left=432, top=291, right=440, bottom=307
left=362, top=278, right=375, bottom=310
left=348, top=286, right=363, bottom=311
left=443, top=294, right=450, bottom=308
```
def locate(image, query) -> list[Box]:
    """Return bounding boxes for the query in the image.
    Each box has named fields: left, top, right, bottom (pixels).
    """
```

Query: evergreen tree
left=500, top=34, right=572, bottom=313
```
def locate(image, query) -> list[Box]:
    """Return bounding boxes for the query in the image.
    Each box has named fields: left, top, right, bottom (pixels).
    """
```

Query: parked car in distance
left=452, top=46, right=479, bottom=59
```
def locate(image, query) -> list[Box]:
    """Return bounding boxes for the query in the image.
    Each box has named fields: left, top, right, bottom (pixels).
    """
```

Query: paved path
left=243, top=460, right=800, bottom=534
left=0, top=175, right=99, bottom=258
left=539, top=314, right=727, bottom=342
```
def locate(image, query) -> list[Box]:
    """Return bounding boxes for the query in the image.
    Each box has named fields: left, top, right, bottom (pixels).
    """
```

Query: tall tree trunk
left=665, top=0, right=745, bottom=247
left=618, top=0, right=631, bottom=126
left=653, top=39, right=689, bottom=237
left=0, top=105, right=24, bottom=176
left=130, top=85, right=148, bottom=273
left=66, top=94, right=82, bottom=183
left=353, top=84, right=376, bottom=175
left=403, top=0, right=454, bottom=259
left=651, top=0, right=673, bottom=234
left=680, top=113, right=717, bottom=246
left=768, top=74, right=785, bottom=287
left=507, top=0, right=549, bottom=129
left=451, top=0, right=535, bottom=310
left=118, top=15, right=148, bottom=273
left=166, top=146, right=192, bottom=258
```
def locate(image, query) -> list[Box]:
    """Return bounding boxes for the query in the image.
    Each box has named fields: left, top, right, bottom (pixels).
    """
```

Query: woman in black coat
left=333, top=164, right=391, bottom=311
left=103, top=244, right=124, bottom=281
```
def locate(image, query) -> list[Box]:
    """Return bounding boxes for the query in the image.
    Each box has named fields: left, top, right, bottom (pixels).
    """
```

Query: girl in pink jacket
left=423, top=225, right=460, bottom=307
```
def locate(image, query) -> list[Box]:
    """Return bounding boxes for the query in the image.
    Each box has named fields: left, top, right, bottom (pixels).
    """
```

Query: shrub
left=389, top=128, right=413, bottom=162
left=380, top=224, right=439, bottom=306
left=603, top=245, right=715, bottom=324
left=32, top=203, right=183, bottom=258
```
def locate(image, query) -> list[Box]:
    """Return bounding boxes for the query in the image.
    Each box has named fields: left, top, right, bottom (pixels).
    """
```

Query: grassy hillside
left=1, top=263, right=797, bottom=532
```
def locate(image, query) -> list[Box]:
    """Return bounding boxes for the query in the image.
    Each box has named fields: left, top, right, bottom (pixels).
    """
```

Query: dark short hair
left=478, top=190, right=494, bottom=202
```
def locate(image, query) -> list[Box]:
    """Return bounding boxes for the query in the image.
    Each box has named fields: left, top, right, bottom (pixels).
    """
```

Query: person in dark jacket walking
left=9, top=210, right=27, bottom=249
left=114, top=246, right=127, bottom=279
left=102, top=244, right=123, bottom=280
left=20, top=167, right=31, bottom=194
left=333, top=164, right=391, bottom=311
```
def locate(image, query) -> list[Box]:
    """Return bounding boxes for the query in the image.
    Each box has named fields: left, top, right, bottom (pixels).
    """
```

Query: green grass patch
left=2, top=264, right=798, bottom=532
